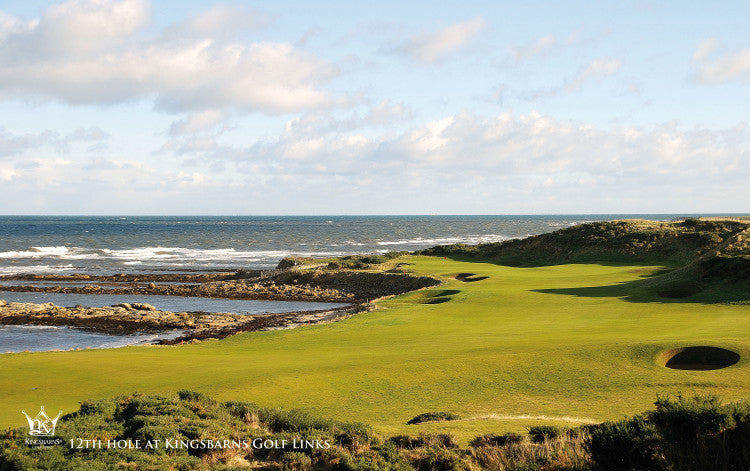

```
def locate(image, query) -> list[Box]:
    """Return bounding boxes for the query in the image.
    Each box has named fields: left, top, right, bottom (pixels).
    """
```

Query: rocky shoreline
left=0, top=298, right=366, bottom=341
left=0, top=269, right=440, bottom=303
left=0, top=268, right=441, bottom=345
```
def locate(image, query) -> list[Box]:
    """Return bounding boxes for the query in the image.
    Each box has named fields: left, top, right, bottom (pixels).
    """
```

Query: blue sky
left=0, top=0, right=748, bottom=214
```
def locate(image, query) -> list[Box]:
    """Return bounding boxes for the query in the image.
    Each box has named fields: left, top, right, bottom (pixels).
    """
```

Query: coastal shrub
left=586, top=416, right=661, bottom=470
left=414, top=446, right=471, bottom=471
left=223, top=400, right=261, bottom=419
left=335, top=447, right=412, bottom=471
left=647, top=394, right=750, bottom=470
left=469, top=431, right=590, bottom=471
left=469, top=433, right=525, bottom=448
left=178, top=389, right=217, bottom=405
left=259, top=408, right=335, bottom=433
left=650, top=394, right=736, bottom=441
left=276, top=257, right=314, bottom=269
left=420, top=219, right=749, bottom=267
left=76, top=398, right=118, bottom=418
left=527, top=425, right=564, bottom=443
left=334, top=422, right=373, bottom=449
left=269, top=269, right=441, bottom=300
left=407, top=411, right=461, bottom=425
left=280, top=451, right=312, bottom=470
left=391, top=433, right=458, bottom=450
left=418, top=243, right=478, bottom=257
left=372, top=440, right=412, bottom=469
left=326, top=251, right=409, bottom=270
left=6, top=390, right=750, bottom=470
left=584, top=394, right=750, bottom=471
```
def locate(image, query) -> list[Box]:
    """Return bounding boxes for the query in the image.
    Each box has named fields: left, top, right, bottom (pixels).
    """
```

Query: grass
left=1, top=255, right=750, bottom=445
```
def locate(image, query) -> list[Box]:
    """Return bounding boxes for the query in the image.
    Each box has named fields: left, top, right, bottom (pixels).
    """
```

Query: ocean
left=0, top=215, right=706, bottom=276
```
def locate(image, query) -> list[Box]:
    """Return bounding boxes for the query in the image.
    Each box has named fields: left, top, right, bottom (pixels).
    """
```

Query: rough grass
left=419, top=219, right=749, bottom=266
left=6, top=391, right=745, bottom=470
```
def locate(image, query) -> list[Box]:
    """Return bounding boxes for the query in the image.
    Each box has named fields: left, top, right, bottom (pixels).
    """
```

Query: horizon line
left=0, top=213, right=748, bottom=218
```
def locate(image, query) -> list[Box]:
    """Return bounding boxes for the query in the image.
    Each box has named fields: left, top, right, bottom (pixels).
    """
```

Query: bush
left=527, top=425, right=564, bottom=443
left=649, top=394, right=750, bottom=471
left=391, top=433, right=458, bottom=450
left=280, top=451, right=312, bottom=471
left=76, top=398, right=118, bottom=418
left=325, top=252, right=409, bottom=270
left=586, top=415, right=662, bottom=471
left=416, top=446, right=471, bottom=471
left=407, top=412, right=461, bottom=425
left=469, top=433, right=524, bottom=447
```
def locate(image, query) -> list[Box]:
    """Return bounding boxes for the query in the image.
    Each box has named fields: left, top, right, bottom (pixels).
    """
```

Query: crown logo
left=22, top=406, right=62, bottom=437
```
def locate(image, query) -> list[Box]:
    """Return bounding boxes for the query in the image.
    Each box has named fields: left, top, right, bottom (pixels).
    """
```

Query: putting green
left=1, top=256, right=749, bottom=442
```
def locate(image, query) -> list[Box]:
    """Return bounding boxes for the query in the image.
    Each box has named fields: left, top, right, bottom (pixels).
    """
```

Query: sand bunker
left=661, top=346, right=740, bottom=370
left=455, top=273, right=489, bottom=282
left=415, top=289, right=460, bottom=304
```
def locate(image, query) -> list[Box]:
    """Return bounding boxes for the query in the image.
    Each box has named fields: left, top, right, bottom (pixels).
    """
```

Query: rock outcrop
left=0, top=299, right=362, bottom=340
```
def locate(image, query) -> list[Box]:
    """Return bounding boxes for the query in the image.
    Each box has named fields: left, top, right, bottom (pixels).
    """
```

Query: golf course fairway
left=1, top=255, right=749, bottom=442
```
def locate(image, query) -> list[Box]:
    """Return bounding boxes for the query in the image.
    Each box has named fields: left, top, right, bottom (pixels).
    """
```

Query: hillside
left=420, top=218, right=750, bottom=266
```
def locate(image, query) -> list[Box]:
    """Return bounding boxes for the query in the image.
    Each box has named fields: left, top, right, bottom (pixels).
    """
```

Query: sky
left=0, top=0, right=748, bottom=215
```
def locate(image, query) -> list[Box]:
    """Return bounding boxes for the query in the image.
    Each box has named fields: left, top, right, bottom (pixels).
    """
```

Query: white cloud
left=0, top=163, right=17, bottom=181
left=509, top=34, right=556, bottom=61
left=168, top=110, right=228, bottom=136
left=692, top=39, right=750, bottom=83
left=522, top=57, right=622, bottom=99
left=692, top=38, right=718, bottom=62
left=3, top=113, right=749, bottom=213
left=177, top=111, right=750, bottom=184
left=167, top=4, right=267, bottom=40
left=397, top=17, right=486, bottom=65
left=0, top=127, right=109, bottom=157
left=0, top=0, right=339, bottom=113
left=582, top=58, right=621, bottom=78
left=366, top=100, right=412, bottom=126
left=37, top=0, right=149, bottom=53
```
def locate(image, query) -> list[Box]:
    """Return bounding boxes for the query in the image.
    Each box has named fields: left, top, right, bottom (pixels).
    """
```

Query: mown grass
left=1, top=255, right=749, bottom=446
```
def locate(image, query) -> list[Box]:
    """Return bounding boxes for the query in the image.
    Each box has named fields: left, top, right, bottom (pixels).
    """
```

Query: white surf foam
left=376, top=234, right=510, bottom=246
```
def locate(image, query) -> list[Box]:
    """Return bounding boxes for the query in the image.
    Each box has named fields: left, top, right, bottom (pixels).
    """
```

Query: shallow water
left=0, top=291, right=347, bottom=314
left=0, top=280, right=191, bottom=287
left=0, top=324, right=185, bottom=353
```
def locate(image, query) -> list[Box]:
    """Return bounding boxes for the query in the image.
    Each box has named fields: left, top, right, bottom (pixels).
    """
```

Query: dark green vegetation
left=586, top=394, right=750, bottom=471
left=268, top=268, right=441, bottom=300
left=407, top=412, right=461, bottom=425
left=0, top=391, right=397, bottom=471
left=325, top=252, right=409, bottom=270
left=419, top=219, right=744, bottom=266
left=3, top=392, right=748, bottom=470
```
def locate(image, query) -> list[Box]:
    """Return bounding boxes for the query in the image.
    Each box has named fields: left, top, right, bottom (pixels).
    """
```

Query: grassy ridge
left=418, top=218, right=748, bottom=266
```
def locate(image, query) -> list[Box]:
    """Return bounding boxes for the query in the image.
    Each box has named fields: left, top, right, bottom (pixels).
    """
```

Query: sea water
left=0, top=215, right=707, bottom=275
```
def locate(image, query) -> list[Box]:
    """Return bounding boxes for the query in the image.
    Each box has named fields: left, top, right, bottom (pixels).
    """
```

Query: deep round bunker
left=661, top=346, right=740, bottom=370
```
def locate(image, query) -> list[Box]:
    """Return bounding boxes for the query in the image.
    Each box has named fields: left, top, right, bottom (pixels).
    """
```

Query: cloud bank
left=0, top=0, right=338, bottom=113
